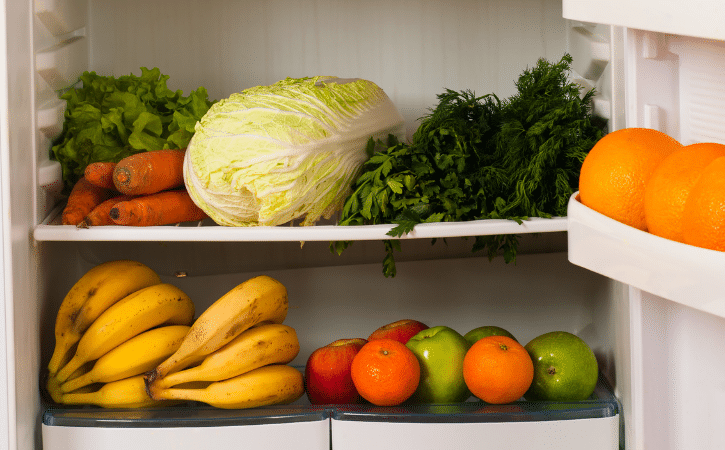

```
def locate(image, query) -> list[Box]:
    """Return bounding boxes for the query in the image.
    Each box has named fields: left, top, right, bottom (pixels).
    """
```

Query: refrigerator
left=2, top=0, right=725, bottom=448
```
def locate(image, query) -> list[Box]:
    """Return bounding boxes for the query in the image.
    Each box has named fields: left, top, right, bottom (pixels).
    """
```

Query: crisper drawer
left=41, top=405, right=330, bottom=450
left=331, top=376, right=620, bottom=450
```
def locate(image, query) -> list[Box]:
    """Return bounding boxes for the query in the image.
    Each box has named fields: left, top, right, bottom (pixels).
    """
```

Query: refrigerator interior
left=2, top=0, right=722, bottom=448
left=11, top=0, right=622, bottom=449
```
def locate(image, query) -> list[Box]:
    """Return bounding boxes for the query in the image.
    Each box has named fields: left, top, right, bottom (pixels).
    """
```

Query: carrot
left=109, top=189, right=207, bottom=226
left=61, top=177, right=113, bottom=226
left=113, top=149, right=186, bottom=195
left=84, top=162, right=118, bottom=190
left=77, top=194, right=134, bottom=228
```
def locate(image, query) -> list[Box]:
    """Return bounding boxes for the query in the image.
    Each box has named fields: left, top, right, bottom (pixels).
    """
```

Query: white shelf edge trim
left=33, top=204, right=567, bottom=242
left=567, top=192, right=725, bottom=319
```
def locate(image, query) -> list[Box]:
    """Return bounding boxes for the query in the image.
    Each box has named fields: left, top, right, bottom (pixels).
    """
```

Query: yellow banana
left=59, top=325, right=190, bottom=394
left=48, top=260, right=162, bottom=376
left=150, top=364, right=304, bottom=409
left=55, top=284, right=195, bottom=383
left=148, top=275, right=288, bottom=382
left=60, top=375, right=168, bottom=408
left=148, top=323, right=299, bottom=393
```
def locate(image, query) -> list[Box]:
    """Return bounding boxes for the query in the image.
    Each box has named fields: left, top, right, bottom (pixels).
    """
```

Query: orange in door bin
left=681, top=156, right=725, bottom=252
left=463, top=335, right=534, bottom=404
left=350, top=338, right=420, bottom=406
left=578, top=127, right=682, bottom=231
left=644, top=142, right=725, bottom=243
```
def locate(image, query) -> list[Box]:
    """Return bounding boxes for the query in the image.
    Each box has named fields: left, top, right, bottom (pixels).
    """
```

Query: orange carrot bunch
left=60, top=148, right=207, bottom=228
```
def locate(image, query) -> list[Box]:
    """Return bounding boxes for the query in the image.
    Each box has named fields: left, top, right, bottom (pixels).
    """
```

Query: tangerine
left=681, top=156, right=725, bottom=251
left=350, top=338, right=420, bottom=406
left=579, top=127, right=682, bottom=230
left=644, top=143, right=725, bottom=242
left=462, top=335, right=533, bottom=404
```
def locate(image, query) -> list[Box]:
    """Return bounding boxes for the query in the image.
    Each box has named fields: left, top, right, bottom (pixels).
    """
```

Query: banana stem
left=59, top=373, right=95, bottom=394
left=47, top=339, right=78, bottom=377
left=55, top=354, right=85, bottom=383
left=150, top=387, right=204, bottom=403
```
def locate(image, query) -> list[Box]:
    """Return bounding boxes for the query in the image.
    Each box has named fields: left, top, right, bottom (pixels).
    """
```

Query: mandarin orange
left=644, top=142, right=725, bottom=242
left=681, top=156, right=725, bottom=251
left=462, top=335, right=533, bottom=404
left=579, top=128, right=682, bottom=230
left=350, top=338, right=420, bottom=406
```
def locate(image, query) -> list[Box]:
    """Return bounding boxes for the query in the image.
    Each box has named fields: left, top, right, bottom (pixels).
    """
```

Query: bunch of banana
left=46, top=260, right=196, bottom=407
left=145, top=275, right=304, bottom=409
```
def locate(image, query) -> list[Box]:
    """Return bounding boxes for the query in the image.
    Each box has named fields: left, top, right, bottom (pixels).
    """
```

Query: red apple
left=368, top=319, right=429, bottom=344
left=305, top=338, right=367, bottom=404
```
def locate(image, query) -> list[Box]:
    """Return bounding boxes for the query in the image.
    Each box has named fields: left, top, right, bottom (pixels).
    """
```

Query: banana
left=60, top=375, right=168, bottom=408
left=147, top=275, right=288, bottom=382
left=148, top=323, right=299, bottom=393
left=59, top=325, right=190, bottom=394
left=55, top=283, right=195, bottom=383
left=48, top=260, right=162, bottom=376
left=149, top=364, right=304, bottom=409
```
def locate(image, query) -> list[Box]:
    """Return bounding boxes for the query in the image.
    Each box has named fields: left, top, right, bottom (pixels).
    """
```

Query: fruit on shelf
left=47, top=260, right=162, bottom=377
left=463, top=325, right=517, bottom=346
left=147, top=275, right=288, bottom=384
left=60, top=375, right=169, bottom=409
left=149, top=364, right=305, bottom=409
left=405, top=326, right=471, bottom=403
left=148, top=323, right=300, bottom=392
left=368, top=319, right=429, bottom=344
left=305, top=338, right=368, bottom=405
left=54, top=283, right=195, bottom=383
left=463, top=335, right=534, bottom=404
left=524, top=331, right=599, bottom=402
left=351, top=338, right=420, bottom=406
left=59, top=325, right=190, bottom=394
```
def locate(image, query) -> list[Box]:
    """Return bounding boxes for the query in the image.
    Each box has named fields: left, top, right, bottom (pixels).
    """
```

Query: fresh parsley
left=332, top=54, right=605, bottom=277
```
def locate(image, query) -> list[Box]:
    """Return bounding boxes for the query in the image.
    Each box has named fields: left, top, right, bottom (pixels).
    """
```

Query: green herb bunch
left=332, top=54, right=605, bottom=277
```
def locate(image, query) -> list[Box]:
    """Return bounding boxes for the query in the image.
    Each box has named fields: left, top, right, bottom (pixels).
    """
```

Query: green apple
left=523, top=331, right=599, bottom=401
left=405, top=326, right=471, bottom=403
left=463, top=325, right=517, bottom=346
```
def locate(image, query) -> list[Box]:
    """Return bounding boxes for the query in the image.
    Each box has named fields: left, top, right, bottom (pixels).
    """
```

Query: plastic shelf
left=33, top=204, right=568, bottom=243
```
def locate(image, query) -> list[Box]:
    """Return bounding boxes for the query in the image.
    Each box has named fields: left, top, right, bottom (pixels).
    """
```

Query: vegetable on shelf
left=113, top=149, right=186, bottom=195
left=61, top=177, right=113, bottom=226
left=332, top=54, right=606, bottom=277
left=183, top=76, right=406, bottom=227
left=109, top=190, right=207, bottom=226
left=77, top=194, right=134, bottom=228
left=84, top=162, right=117, bottom=190
left=51, top=67, right=215, bottom=192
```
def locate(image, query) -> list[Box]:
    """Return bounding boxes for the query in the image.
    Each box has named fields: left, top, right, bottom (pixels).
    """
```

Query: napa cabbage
left=183, top=76, right=405, bottom=227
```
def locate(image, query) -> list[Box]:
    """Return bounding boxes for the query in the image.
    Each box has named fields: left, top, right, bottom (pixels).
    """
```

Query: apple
left=368, top=319, right=429, bottom=344
left=305, top=338, right=367, bottom=404
left=405, top=326, right=471, bottom=403
left=523, top=331, right=599, bottom=402
left=463, top=325, right=517, bottom=346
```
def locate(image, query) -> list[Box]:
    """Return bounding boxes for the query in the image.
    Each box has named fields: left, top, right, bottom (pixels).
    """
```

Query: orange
left=462, top=335, right=534, bottom=404
left=579, top=128, right=682, bottom=230
left=644, top=143, right=725, bottom=242
left=681, top=156, right=725, bottom=251
left=350, top=338, right=420, bottom=406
